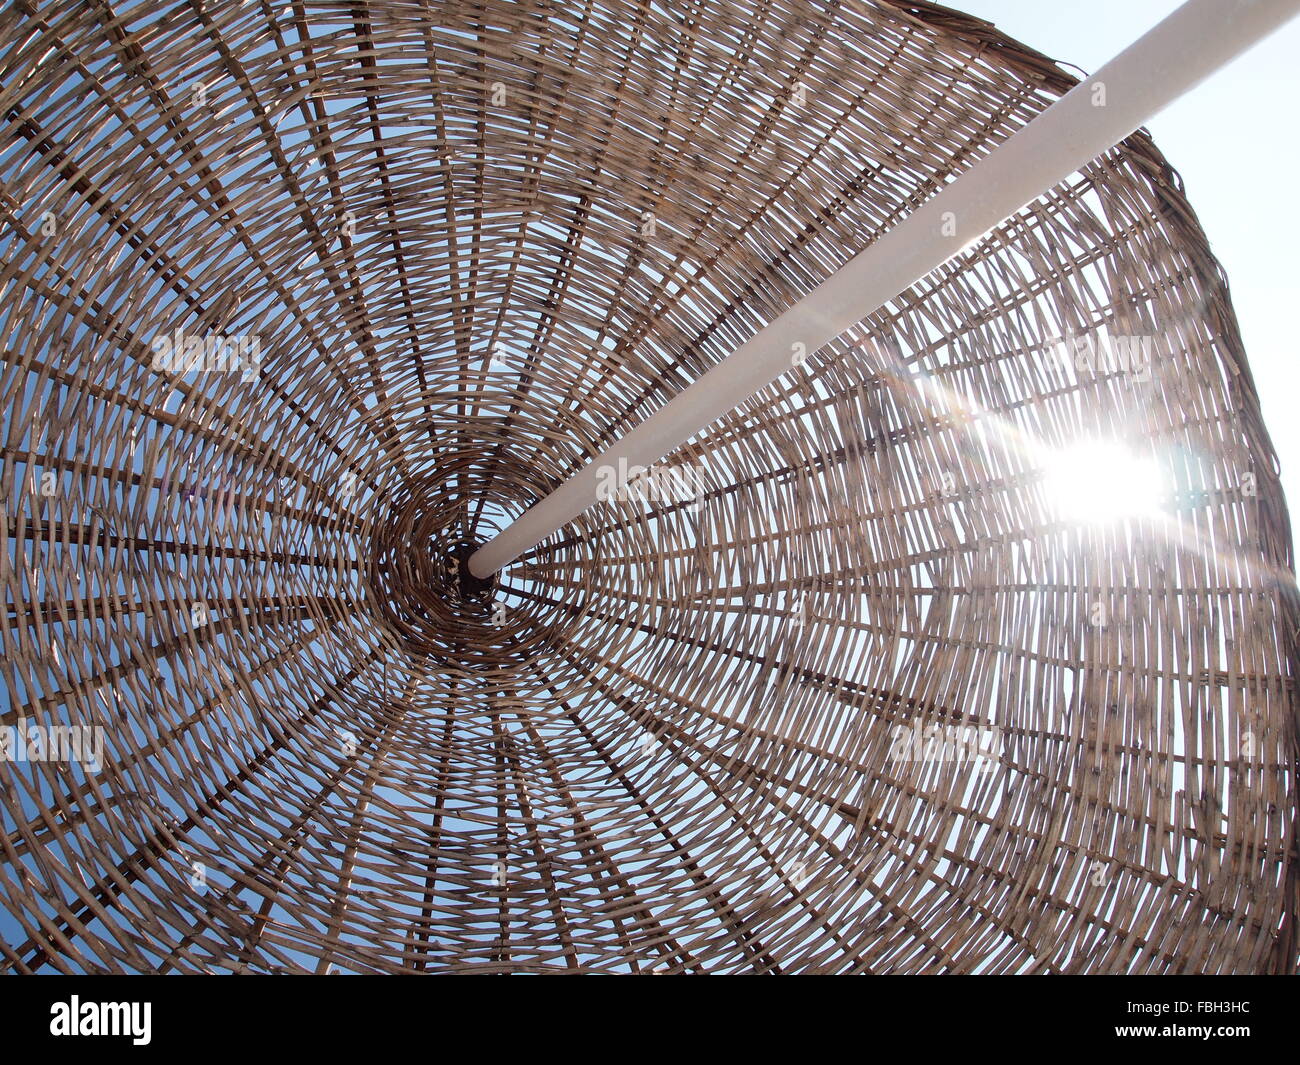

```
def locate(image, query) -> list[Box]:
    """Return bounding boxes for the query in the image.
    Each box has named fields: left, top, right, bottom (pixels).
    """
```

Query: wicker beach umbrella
left=0, top=0, right=1296, bottom=974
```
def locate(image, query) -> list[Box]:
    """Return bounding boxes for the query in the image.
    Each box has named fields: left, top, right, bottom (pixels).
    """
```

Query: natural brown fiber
left=1, top=0, right=1296, bottom=974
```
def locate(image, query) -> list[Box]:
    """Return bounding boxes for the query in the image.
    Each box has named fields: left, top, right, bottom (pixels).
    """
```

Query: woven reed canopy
left=1, top=0, right=1297, bottom=975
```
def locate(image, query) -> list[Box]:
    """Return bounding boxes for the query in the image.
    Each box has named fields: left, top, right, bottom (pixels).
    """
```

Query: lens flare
left=1043, top=440, right=1166, bottom=523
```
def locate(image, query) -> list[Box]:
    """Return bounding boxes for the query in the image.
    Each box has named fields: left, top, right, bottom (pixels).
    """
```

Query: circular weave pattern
left=0, top=0, right=1296, bottom=974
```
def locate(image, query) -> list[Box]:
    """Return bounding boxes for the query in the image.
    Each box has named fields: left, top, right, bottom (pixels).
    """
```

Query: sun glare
left=1042, top=440, right=1166, bottom=523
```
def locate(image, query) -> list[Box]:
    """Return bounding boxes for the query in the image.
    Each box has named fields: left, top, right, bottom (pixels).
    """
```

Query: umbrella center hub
left=447, top=541, right=497, bottom=604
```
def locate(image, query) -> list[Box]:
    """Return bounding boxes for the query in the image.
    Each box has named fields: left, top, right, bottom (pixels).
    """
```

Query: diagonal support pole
left=470, top=0, right=1300, bottom=578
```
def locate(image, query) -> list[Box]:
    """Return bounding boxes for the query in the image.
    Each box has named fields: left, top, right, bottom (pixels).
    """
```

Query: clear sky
left=959, top=0, right=1300, bottom=546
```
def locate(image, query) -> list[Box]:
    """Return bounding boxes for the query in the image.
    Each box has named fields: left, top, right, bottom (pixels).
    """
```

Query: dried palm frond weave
left=0, top=0, right=1296, bottom=975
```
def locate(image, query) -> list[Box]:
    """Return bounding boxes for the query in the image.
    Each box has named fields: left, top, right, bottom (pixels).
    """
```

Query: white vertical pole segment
left=470, top=0, right=1300, bottom=578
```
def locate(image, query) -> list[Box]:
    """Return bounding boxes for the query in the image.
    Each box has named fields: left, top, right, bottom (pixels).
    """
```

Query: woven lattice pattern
left=0, top=0, right=1296, bottom=974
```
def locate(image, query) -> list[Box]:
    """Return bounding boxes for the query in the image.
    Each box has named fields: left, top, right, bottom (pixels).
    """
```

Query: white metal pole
left=470, top=0, right=1300, bottom=578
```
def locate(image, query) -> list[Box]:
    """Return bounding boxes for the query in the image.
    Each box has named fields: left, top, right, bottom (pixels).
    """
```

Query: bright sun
left=1042, top=440, right=1167, bottom=523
